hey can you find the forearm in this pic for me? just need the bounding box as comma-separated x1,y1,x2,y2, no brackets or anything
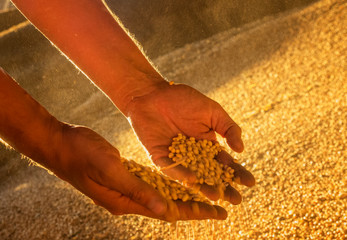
11,0,167,115
0,68,62,170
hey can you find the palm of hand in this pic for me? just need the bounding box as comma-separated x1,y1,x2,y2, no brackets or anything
55,125,228,221
128,84,218,165
55,125,166,217
127,83,255,203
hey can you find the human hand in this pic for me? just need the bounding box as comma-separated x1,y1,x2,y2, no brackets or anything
52,124,227,221
125,83,255,204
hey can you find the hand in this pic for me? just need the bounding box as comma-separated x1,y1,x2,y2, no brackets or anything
126,83,255,204
52,124,227,221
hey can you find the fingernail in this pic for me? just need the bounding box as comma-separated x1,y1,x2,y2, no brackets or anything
148,198,167,215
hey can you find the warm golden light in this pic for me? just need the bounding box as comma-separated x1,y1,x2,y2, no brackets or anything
0,0,345,239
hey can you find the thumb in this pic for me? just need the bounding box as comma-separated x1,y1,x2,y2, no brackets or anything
212,106,244,153
116,166,168,216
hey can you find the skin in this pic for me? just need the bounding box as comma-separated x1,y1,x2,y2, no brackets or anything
0,68,226,221
1,0,255,221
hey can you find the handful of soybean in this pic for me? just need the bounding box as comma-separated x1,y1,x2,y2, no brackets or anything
122,134,240,204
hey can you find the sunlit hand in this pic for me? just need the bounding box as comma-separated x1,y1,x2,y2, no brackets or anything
53,124,227,221
126,83,255,204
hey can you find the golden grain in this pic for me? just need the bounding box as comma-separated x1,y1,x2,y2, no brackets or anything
165,134,237,199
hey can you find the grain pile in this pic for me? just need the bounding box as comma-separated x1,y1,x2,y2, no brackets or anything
0,0,346,239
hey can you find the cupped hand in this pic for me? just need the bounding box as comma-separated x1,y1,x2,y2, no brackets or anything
126,82,255,204
51,124,226,221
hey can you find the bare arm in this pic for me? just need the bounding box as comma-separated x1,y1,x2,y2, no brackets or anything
0,67,166,216
0,68,61,169
11,0,166,115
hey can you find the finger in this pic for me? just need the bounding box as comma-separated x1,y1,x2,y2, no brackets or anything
89,178,228,221
223,185,242,205
101,162,168,216
154,156,197,184
85,178,162,219
212,106,244,152
191,183,219,201
216,150,255,187
214,205,228,220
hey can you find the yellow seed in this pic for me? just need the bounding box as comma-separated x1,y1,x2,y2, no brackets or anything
164,179,171,185
157,181,165,188
165,188,170,196
190,165,197,171
171,191,178,200
205,178,215,186
217,184,225,201
182,194,190,202
205,161,210,168
208,152,215,159
158,188,166,197
201,150,207,157
141,176,149,183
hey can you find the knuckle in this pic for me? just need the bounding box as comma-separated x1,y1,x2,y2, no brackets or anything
128,186,146,202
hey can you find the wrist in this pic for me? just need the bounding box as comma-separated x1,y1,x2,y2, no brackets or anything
32,116,66,173
106,72,169,117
